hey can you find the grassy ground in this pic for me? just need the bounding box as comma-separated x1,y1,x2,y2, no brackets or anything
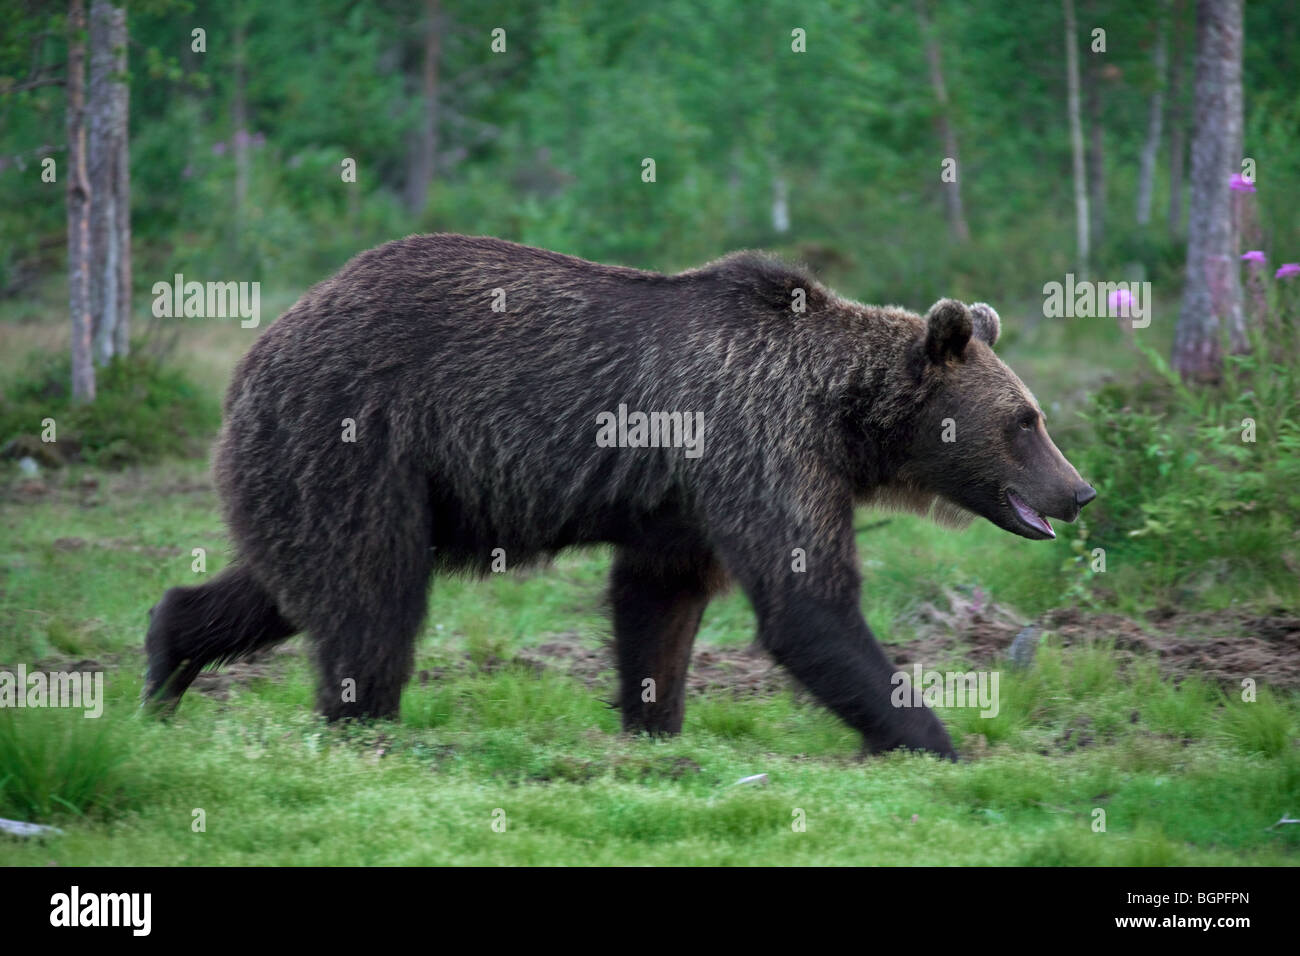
1,286,1297,865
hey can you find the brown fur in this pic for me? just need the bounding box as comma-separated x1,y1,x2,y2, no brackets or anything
144,234,1094,758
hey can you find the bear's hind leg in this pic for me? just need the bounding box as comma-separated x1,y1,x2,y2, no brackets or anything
279,461,436,722
610,547,722,735
144,563,297,713
310,577,431,722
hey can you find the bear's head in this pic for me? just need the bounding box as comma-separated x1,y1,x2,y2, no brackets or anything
891,298,1096,540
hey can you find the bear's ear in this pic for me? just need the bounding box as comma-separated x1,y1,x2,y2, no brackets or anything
924,298,972,362
968,302,1001,347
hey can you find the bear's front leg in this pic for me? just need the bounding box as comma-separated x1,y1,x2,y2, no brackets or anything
756,590,956,759
609,545,723,735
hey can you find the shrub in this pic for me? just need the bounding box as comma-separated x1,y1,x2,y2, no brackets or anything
0,350,220,468
1074,305,1300,601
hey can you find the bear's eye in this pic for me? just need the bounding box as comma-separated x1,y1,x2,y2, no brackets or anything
1018,413,1036,431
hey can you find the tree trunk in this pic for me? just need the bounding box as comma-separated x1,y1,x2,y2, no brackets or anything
1063,0,1090,274
1085,55,1106,250
916,0,969,242
114,3,130,359
1137,3,1169,225
88,0,128,366
1167,0,1188,236
1173,0,1244,382
1222,2,1246,354
404,0,441,217
232,10,249,224
67,0,94,403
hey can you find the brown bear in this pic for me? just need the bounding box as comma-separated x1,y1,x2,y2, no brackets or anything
144,234,1095,758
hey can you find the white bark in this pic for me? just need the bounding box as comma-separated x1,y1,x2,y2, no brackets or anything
917,0,970,242
67,0,94,402
1173,0,1244,381
88,0,127,365
1064,0,1090,273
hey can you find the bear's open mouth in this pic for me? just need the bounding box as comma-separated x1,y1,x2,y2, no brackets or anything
1007,490,1055,539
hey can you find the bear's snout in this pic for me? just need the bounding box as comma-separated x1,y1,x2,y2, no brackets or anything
1060,480,1097,522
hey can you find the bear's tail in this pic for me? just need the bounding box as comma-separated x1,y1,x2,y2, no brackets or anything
143,563,297,713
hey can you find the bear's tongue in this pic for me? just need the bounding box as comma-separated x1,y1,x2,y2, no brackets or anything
1008,491,1055,538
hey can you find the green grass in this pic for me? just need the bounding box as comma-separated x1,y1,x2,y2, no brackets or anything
0,664,1294,864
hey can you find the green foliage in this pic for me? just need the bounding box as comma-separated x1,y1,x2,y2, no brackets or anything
5,0,1297,301
1059,518,1101,608
1221,688,1294,758
0,707,139,821
0,350,220,467
1074,312,1300,602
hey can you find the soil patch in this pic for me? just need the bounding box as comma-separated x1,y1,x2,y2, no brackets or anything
891,588,1300,689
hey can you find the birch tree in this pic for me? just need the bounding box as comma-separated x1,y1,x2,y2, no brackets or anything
67,0,94,402
916,0,970,243
88,0,130,365
1063,0,1089,274
1173,0,1244,382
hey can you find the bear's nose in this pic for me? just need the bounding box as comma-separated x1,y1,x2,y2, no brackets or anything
1075,484,1097,507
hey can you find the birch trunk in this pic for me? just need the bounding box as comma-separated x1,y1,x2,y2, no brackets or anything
916,0,970,242
67,0,94,402
1064,0,1090,274
1173,0,1244,382
88,0,128,365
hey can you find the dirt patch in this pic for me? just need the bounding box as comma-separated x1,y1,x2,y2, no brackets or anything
891,589,1300,689
512,634,791,698
1,472,101,505
1,466,212,507
690,645,790,695
1054,714,1095,751
439,597,1300,699
51,536,188,559
1048,606,1300,689
5,643,300,704
0,656,108,675
15,596,1293,715
189,642,299,700
511,636,609,685
891,585,1029,670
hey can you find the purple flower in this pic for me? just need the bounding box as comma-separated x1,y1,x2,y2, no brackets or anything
1229,173,1256,193
1107,288,1134,313
1241,250,1266,264
1275,263,1300,280
251,131,266,148
211,141,227,156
